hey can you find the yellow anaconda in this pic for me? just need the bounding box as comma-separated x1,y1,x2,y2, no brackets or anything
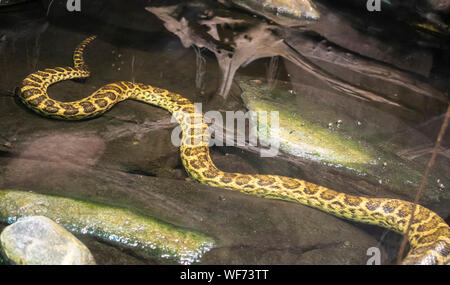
19,36,450,265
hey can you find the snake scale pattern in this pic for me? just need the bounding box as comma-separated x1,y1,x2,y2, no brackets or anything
19,36,449,264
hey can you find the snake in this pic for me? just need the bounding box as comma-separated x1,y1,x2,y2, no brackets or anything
19,36,449,265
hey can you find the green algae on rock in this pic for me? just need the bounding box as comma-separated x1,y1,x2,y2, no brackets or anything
239,77,373,167
0,190,214,265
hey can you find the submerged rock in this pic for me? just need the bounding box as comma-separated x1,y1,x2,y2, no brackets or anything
428,0,450,12
0,216,96,265
239,76,374,165
227,0,320,25
0,191,215,265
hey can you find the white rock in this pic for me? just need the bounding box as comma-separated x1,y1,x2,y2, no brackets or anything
0,216,96,265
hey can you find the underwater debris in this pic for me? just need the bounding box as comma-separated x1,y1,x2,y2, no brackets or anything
266,56,279,90
193,45,207,90
146,1,447,112
146,5,381,101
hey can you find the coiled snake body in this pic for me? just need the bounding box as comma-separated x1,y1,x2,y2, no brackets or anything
20,36,450,264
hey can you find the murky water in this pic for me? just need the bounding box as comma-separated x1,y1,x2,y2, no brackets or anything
0,0,449,264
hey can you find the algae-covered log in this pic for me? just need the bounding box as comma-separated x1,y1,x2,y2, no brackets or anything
0,190,214,264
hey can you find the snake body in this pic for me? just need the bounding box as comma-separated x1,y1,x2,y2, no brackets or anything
20,36,450,264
